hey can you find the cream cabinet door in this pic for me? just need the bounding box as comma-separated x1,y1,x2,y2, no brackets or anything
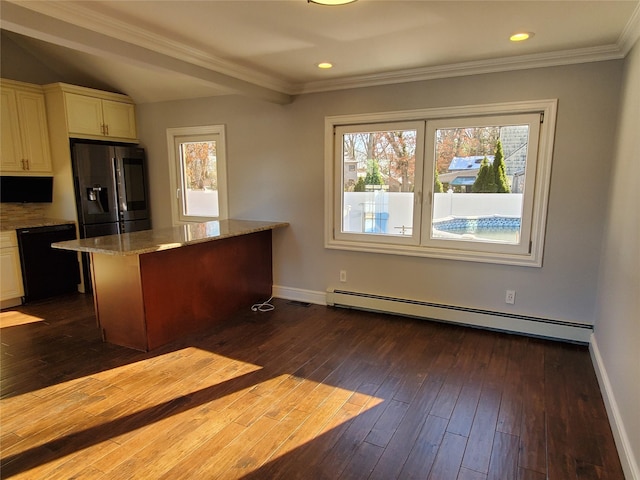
65,93,104,136
65,93,137,140
0,87,24,171
102,100,137,139
0,233,24,302
15,90,52,173
0,86,52,174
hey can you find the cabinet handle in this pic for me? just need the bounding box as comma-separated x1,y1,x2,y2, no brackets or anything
105,124,109,136
25,159,29,170
21,159,29,170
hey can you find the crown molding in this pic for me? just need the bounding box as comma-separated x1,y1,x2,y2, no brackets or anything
301,2,640,95
618,1,640,55
5,0,639,100
295,44,628,95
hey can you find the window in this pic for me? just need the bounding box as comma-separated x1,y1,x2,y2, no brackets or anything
334,121,424,246
167,125,228,224
325,100,557,266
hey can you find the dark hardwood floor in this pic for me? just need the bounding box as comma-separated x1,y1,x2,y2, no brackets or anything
0,293,624,479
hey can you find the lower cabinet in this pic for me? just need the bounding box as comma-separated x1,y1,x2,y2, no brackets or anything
0,231,24,307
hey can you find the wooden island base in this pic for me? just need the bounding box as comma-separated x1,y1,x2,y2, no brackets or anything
91,230,272,351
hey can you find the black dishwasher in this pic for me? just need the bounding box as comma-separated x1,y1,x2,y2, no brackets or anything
16,224,80,303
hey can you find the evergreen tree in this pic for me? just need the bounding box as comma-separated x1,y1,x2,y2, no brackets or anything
354,177,366,192
492,140,510,193
434,167,443,193
472,157,497,193
364,160,384,186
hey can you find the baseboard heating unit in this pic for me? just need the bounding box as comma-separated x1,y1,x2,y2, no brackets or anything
326,289,592,344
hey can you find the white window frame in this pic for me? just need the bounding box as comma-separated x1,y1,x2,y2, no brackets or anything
166,125,228,225
423,112,541,257
324,100,558,267
334,121,425,247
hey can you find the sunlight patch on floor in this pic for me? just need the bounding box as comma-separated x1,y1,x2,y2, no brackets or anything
1,347,262,455
2,346,385,479
0,311,45,328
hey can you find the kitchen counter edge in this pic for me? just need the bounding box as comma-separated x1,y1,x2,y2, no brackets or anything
1,218,75,231
51,219,289,256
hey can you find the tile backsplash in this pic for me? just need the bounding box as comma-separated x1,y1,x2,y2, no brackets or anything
0,203,50,224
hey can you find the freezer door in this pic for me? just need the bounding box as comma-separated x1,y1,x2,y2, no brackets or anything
120,219,151,234
82,222,120,238
72,143,119,226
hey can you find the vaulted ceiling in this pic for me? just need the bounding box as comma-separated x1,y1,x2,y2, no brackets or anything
2,0,639,104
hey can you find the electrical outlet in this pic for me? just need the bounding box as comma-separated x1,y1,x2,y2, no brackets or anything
339,270,347,283
505,290,516,304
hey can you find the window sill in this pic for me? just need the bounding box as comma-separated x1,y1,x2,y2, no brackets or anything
325,237,543,267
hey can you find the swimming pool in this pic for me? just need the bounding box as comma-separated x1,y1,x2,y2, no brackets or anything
432,215,521,243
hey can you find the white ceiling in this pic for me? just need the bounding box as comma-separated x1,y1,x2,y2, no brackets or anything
2,0,639,104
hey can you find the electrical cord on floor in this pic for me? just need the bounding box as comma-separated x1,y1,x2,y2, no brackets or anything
251,296,274,312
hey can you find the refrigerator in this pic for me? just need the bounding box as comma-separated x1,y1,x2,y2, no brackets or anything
72,142,152,290
72,142,151,238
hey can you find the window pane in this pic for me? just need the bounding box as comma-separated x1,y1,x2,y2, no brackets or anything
180,140,219,218
341,129,417,236
432,124,529,245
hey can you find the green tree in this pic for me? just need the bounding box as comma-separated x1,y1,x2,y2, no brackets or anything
364,160,384,186
354,177,366,192
434,167,443,193
492,140,510,193
472,157,497,193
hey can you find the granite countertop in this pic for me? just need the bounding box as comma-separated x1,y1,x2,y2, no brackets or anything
52,219,289,256
1,218,75,231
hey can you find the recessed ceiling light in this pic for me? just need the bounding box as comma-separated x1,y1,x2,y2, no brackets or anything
308,0,357,5
317,62,333,69
510,32,534,42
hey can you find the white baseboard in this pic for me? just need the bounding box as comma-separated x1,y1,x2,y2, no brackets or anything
272,285,592,343
326,289,592,343
272,285,327,306
590,334,639,480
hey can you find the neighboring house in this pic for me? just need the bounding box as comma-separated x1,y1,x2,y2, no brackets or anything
343,160,357,190
440,155,494,192
344,165,402,192
439,127,529,192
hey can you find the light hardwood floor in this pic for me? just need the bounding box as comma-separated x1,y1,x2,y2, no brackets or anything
0,293,624,479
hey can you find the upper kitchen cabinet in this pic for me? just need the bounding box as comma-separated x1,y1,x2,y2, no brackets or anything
0,79,53,175
44,83,138,142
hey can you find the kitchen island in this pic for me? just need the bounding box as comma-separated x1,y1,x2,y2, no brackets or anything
53,219,288,351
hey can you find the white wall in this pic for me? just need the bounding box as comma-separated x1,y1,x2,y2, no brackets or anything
137,60,623,326
592,39,640,479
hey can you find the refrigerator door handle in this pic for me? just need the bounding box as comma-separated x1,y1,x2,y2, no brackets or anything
113,157,125,213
